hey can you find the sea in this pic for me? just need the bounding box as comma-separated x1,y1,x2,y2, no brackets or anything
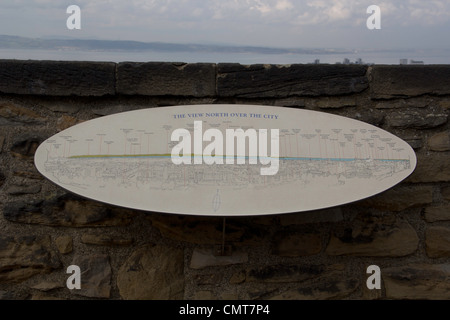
0,48,449,65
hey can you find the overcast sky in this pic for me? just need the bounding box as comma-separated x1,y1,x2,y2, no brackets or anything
1,0,449,49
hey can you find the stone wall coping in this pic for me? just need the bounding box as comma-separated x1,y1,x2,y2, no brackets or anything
1,59,449,97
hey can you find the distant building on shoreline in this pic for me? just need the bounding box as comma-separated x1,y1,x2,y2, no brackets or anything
310,57,373,65
399,58,425,65
334,57,371,65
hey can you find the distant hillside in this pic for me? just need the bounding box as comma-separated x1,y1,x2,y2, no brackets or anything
0,34,352,55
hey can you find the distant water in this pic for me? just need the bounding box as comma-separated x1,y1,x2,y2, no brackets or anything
0,48,449,64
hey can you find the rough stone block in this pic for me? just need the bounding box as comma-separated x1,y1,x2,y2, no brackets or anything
442,186,450,201
117,244,184,300
148,214,262,245
10,134,45,160
309,96,357,109
0,60,115,96
0,103,44,125
248,264,359,300
70,254,111,298
3,194,136,227
273,98,306,108
386,109,448,129
426,226,450,258
217,64,368,98
428,131,450,151
272,231,322,257
0,171,5,188
403,136,423,150
439,100,450,109
0,235,60,283
13,170,44,180
352,108,385,126
246,264,329,283
55,236,72,254
424,206,450,222
117,62,216,97
56,115,81,131
371,65,450,98
229,271,246,284
375,98,430,109
81,234,133,246
325,215,419,257
407,154,450,183
383,264,450,299
31,281,64,292
194,273,224,285
189,248,248,269
6,183,41,195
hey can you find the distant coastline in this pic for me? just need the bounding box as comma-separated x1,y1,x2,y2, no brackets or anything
0,34,352,55
0,35,448,65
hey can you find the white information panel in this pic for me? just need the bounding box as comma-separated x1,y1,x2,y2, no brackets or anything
34,105,416,216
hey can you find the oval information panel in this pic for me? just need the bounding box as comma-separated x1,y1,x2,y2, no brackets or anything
35,105,416,216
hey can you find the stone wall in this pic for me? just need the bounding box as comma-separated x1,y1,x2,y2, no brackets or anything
0,60,449,300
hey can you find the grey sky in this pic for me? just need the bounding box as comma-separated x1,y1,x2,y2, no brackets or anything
1,0,449,49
